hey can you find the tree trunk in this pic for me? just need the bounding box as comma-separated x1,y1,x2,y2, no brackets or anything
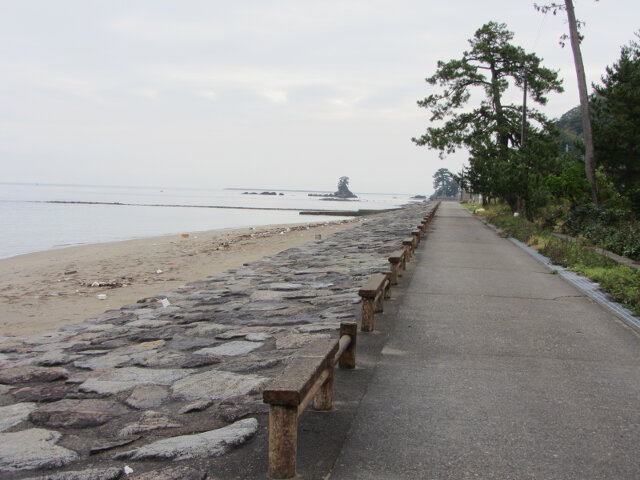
565,0,599,206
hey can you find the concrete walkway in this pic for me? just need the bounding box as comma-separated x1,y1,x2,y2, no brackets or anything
330,202,639,480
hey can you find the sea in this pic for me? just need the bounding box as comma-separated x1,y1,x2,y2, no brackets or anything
0,183,417,259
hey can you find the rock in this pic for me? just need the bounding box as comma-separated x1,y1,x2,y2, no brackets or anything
89,436,140,455
128,465,207,480
131,350,189,368
220,356,287,373
214,331,248,340
178,399,215,414
297,322,340,333
79,367,194,395
249,290,288,301
117,411,181,438
22,466,123,480
125,385,169,409
0,366,69,384
0,340,30,353
194,341,263,357
114,417,258,461
74,340,167,370
217,397,269,422
29,399,128,429
184,322,231,336
11,385,76,403
179,354,221,369
0,402,36,432
36,352,78,366
276,333,330,350
245,302,289,312
167,335,218,351
73,354,129,371
126,319,171,328
262,282,306,291
172,370,267,402
245,332,272,342
0,428,78,472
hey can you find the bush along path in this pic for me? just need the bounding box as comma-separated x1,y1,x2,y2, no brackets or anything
468,204,640,319
0,202,435,480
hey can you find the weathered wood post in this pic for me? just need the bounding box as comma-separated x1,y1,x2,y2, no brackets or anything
312,363,334,411
359,273,387,332
412,230,420,247
383,272,391,300
263,328,356,479
403,238,413,262
339,321,357,369
268,405,298,479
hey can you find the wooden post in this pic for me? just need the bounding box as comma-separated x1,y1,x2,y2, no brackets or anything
339,322,357,369
268,405,298,479
389,261,399,285
374,290,384,313
403,239,413,261
361,299,374,332
312,363,334,411
383,275,391,300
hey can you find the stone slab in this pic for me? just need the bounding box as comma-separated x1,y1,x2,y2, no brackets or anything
171,370,267,402
114,417,258,461
0,428,78,472
194,341,263,356
29,399,128,429
0,402,36,432
79,367,194,395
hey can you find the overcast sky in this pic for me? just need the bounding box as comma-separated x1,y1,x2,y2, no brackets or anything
1,1,637,195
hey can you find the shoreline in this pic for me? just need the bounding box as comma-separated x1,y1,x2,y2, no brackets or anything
0,219,359,338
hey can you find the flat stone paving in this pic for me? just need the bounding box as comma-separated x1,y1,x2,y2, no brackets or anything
0,203,434,479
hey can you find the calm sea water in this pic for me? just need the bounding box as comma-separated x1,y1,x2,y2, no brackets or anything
0,183,414,259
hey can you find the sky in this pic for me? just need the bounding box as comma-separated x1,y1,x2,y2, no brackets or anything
1,1,638,195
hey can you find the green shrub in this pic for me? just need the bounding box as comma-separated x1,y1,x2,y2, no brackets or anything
564,204,640,261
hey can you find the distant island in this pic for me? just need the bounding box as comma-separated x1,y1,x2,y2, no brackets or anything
308,176,357,200
243,191,284,196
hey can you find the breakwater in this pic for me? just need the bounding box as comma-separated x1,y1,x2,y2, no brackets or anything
0,202,434,479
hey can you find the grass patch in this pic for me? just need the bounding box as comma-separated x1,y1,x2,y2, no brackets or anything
467,203,640,315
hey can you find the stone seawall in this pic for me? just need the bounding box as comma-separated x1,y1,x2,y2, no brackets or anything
0,202,434,479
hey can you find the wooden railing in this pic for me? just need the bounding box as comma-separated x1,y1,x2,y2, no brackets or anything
263,202,440,478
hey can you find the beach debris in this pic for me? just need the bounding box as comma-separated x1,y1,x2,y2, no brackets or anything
156,269,163,274
181,233,189,238
97,294,107,300
89,281,123,288
124,465,134,475
159,298,171,308
64,270,77,275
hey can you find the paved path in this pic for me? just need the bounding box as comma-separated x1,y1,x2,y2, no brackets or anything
330,202,639,480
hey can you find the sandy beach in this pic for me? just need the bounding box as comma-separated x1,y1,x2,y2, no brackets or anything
0,219,358,338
